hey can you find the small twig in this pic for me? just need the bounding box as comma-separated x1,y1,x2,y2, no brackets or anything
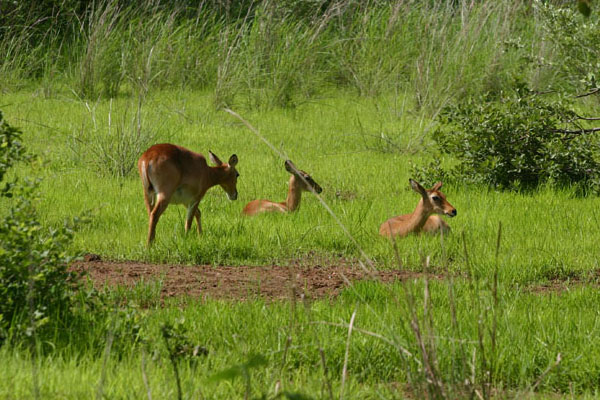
489,222,502,393
530,353,562,392
27,263,40,400
575,114,600,121
552,127,600,135
340,309,357,400
162,327,183,400
11,117,67,134
575,87,600,98
224,108,377,275
97,313,116,400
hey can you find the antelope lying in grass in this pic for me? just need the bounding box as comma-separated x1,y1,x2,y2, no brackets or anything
138,143,239,245
242,160,322,216
379,179,456,238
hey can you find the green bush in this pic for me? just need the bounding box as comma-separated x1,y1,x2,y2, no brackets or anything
414,88,600,194
0,111,28,193
0,112,81,344
536,1,600,93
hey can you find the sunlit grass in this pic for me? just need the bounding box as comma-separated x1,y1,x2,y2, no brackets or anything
3,282,600,397
3,89,600,285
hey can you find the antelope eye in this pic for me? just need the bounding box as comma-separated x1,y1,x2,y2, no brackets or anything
431,195,440,201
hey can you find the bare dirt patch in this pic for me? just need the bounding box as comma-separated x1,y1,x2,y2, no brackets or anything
74,255,436,301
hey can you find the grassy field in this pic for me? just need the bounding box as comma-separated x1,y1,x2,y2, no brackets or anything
2,0,600,398
4,88,600,284
2,280,600,398
2,87,600,398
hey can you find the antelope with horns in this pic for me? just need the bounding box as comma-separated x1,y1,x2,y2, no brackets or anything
379,179,456,238
242,160,322,216
138,143,239,245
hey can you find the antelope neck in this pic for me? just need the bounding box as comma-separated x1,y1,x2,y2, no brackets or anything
285,175,303,211
207,165,228,187
407,198,433,232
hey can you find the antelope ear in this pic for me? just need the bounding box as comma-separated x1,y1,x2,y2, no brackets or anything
410,179,428,197
284,160,297,175
431,181,443,191
228,154,238,167
209,151,223,166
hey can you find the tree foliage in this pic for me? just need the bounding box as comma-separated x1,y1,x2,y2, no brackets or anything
536,1,600,94
413,87,600,194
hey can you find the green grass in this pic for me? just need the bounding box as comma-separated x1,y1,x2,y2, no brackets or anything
3,88,600,285
2,282,600,398
3,87,600,397
2,2,600,396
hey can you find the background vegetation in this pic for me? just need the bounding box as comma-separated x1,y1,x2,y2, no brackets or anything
1,0,600,398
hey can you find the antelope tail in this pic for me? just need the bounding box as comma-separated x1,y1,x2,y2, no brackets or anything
139,160,154,193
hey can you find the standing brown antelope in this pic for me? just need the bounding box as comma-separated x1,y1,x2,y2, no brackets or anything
379,179,456,238
242,160,322,216
138,143,239,245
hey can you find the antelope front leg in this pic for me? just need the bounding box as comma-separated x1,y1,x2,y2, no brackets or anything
194,208,202,235
185,202,200,234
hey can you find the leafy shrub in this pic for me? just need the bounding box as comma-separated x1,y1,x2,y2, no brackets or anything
0,112,81,344
535,1,600,93
414,88,600,194
0,111,29,193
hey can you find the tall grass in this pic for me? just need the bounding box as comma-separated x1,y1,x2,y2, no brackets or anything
1,0,543,111
3,280,600,397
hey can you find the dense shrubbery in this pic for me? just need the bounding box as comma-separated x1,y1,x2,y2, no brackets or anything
0,112,81,344
412,87,600,193
0,112,146,354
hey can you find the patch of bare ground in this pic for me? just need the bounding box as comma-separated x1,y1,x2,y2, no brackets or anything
526,268,600,295
73,254,440,301
527,279,600,295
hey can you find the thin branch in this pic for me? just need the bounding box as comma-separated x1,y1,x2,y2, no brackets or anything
575,88,600,98
224,108,377,275
97,314,116,400
319,349,334,400
575,114,600,121
553,127,600,135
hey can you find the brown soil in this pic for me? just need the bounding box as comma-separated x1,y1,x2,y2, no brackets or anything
73,254,437,301
74,254,599,301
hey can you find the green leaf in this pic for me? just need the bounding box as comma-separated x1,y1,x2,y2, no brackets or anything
578,0,592,17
